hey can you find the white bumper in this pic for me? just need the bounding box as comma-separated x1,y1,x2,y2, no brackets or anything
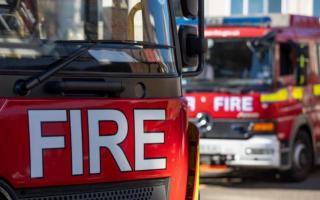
200,135,281,169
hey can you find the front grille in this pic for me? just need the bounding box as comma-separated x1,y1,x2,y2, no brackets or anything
202,120,252,139
21,187,154,200
16,179,169,200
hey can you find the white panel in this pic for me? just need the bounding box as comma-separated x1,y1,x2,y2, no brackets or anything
287,0,313,16
282,0,288,14
205,0,231,17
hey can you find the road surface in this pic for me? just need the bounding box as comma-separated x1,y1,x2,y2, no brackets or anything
200,169,320,200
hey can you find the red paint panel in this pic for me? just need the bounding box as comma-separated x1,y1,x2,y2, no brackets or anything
185,92,303,141
186,92,267,119
0,98,189,200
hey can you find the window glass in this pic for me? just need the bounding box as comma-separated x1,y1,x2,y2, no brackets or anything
279,43,309,77
314,0,320,16
184,39,273,87
231,0,243,15
0,0,177,75
183,39,274,91
248,0,264,14
269,0,281,13
280,43,295,76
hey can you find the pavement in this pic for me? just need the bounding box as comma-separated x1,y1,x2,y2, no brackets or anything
199,168,320,200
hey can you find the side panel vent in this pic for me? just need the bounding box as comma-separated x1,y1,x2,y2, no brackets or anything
17,179,169,200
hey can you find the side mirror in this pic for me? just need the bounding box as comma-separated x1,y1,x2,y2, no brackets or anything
181,0,198,18
180,0,206,77
179,25,199,68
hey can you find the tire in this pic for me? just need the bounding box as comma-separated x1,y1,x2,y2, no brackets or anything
282,129,313,182
0,180,16,200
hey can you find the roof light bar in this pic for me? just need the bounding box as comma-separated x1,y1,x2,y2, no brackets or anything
207,14,293,27
176,17,198,26
223,16,271,26
207,16,271,27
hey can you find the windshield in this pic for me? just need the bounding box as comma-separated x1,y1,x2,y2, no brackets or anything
185,39,273,88
0,0,176,75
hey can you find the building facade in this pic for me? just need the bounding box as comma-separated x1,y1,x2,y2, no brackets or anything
205,0,320,17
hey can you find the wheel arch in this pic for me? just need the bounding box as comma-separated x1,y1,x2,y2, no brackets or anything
290,115,316,167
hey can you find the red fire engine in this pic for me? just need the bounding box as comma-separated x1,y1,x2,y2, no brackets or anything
184,14,320,181
0,0,205,199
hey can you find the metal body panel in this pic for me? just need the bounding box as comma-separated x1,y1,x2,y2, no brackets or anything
185,15,320,172
0,98,189,200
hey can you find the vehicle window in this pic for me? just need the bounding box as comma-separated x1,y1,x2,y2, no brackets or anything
186,38,273,87
211,39,272,80
280,43,309,77
0,0,177,75
279,43,295,76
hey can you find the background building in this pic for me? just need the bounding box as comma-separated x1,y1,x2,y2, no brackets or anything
205,0,320,17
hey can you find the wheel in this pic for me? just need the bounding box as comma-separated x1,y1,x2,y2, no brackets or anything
282,130,313,182
0,180,16,200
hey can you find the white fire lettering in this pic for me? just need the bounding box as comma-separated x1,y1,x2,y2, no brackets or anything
28,109,166,178
213,96,253,112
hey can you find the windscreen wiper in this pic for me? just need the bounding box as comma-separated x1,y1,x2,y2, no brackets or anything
54,40,173,49
14,40,171,96
14,43,96,96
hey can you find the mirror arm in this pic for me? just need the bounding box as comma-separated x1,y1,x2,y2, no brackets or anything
182,0,205,77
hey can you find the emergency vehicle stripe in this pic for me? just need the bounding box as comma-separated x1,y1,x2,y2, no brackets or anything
194,151,200,200
298,49,306,85
261,87,306,103
261,88,289,103
292,87,304,100
313,84,320,96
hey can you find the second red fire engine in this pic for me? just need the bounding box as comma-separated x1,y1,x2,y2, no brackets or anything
185,14,320,181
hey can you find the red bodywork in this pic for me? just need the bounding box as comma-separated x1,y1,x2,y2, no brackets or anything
0,98,191,200
187,93,265,119
186,92,304,141
187,15,320,158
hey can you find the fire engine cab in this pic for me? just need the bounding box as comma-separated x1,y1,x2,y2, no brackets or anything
0,0,205,199
184,14,320,181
